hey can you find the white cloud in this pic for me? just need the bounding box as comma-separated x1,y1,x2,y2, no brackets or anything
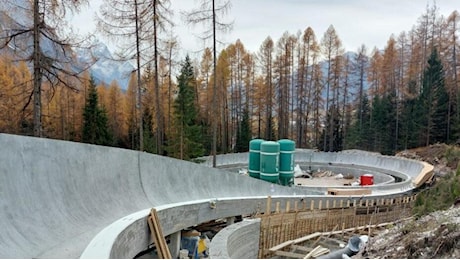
71,0,459,58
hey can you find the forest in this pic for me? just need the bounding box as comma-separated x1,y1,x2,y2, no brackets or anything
0,1,459,161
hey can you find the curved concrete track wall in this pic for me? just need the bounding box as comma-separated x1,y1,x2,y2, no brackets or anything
209,218,261,259
0,134,306,258
0,134,433,258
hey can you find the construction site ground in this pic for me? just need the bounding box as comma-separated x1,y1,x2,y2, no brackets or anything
357,143,460,259
271,144,460,259
294,173,358,187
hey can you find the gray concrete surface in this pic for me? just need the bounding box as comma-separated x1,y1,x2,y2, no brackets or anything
209,218,261,259
0,134,432,259
0,134,304,258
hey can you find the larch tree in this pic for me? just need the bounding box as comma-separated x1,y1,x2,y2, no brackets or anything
185,0,232,167
0,57,34,134
257,36,276,141
444,11,460,141
380,36,399,152
225,39,250,150
106,81,126,147
125,73,139,149
0,0,91,137
242,51,255,125
321,25,343,151
215,49,231,153
275,31,296,139
297,27,319,148
252,75,266,138
98,0,173,152
163,36,179,140
353,44,369,138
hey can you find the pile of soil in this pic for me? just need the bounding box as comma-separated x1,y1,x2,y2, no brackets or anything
396,143,460,175
355,144,460,259
362,206,460,259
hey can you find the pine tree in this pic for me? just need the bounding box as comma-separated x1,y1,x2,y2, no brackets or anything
345,93,371,150
142,108,156,153
400,80,419,149
82,77,112,145
235,108,251,152
319,104,342,152
418,48,449,145
167,56,204,160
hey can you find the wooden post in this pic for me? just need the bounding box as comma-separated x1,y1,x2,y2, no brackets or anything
266,196,272,216
148,208,172,259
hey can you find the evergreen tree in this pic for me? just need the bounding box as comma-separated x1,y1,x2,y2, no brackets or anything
82,77,112,145
432,79,450,143
370,93,397,155
400,80,420,149
345,93,371,150
418,48,449,145
143,108,156,153
167,56,204,160
235,108,251,152
319,105,342,152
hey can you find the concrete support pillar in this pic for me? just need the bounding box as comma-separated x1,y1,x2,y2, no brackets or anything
168,231,181,258
226,217,235,226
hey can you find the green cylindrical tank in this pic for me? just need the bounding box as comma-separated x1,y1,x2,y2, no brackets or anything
278,139,295,186
260,141,280,183
248,139,264,179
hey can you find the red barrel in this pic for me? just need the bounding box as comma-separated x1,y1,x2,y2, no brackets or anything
360,174,374,186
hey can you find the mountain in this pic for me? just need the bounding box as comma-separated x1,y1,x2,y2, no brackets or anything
0,5,133,90
75,41,134,90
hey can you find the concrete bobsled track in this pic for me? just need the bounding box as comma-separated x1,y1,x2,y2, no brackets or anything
0,134,310,258
0,134,433,258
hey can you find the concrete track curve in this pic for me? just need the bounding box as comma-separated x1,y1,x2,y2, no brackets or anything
0,134,308,258
0,134,432,258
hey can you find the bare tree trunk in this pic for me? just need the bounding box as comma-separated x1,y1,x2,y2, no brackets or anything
134,0,143,151
33,0,42,137
212,0,217,167
153,0,163,155
167,41,173,137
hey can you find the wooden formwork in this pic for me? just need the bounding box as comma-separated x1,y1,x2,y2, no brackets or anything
256,195,416,258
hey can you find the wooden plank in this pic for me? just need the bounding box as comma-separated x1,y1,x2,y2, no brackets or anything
292,232,322,244
303,246,321,259
313,224,338,246
149,208,172,259
269,240,294,252
147,217,163,259
327,188,371,196
310,247,330,258
149,216,167,258
274,250,306,259
153,209,171,259
303,246,330,259
291,245,314,253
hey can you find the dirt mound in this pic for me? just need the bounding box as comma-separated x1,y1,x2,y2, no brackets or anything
363,207,460,259
396,143,460,176
356,144,460,259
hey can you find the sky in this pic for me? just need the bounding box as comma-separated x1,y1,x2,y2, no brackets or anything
70,0,459,58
